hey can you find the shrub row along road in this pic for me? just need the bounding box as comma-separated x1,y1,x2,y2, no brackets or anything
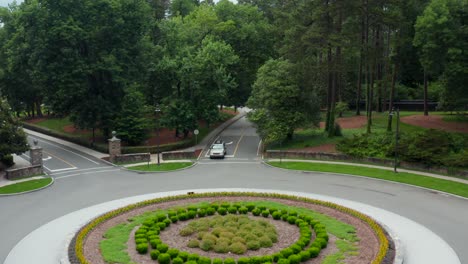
1,117,468,263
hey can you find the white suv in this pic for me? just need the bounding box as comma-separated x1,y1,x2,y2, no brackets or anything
209,140,227,159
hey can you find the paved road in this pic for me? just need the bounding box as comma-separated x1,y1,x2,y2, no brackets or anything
1,117,468,263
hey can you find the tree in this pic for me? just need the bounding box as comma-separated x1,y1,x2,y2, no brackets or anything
414,0,468,113
247,59,320,144
114,87,151,146
0,99,29,167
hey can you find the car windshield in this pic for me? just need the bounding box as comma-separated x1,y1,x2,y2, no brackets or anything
212,144,224,149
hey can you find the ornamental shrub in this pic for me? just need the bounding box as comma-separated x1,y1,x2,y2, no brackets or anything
188,253,200,261
135,238,147,244
188,210,197,219
261,255,273,263
178,251,189,261
281,213,289,221
157,222,166,230
315,238,327,249
206,207,216,215
247,240,261,250
158,253,171,264
224,258,236,264
290,244,302,254
198,209,207,217
287,216,297,225
217,207,227,215
168,210,177,217
231,236,246,244
308,247,320,258
212,258,223,264
136,243,148,254
280,248,293,258
150,250,160,260
259,236,273,247
150,239,161,248
272,253,283,262
186,261,198,264
199,256,212,264
167,248,179,258
180,226,195,236
170,216,179,223
299,251,310,262
173,257,184,264
237,257,250,264
200,238,215,251
250,256,263,264
188,239,200,248
252,208,261,216
261,210,270,217
258,205,267,211
220,202,231,208
163,218,171,226
272,211,281,220
214,242,230,253
316,232,329,242
246,204,256,211
277,258,290,264
238,207,249,214
157,243,169,253
228,206,238,214
229,242,247,254
288,254,301,264
178,213,188,221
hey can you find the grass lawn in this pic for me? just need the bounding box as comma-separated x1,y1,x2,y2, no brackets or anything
268,161,468,198
0,178,53,194
127,162,193,172
34,117,75,134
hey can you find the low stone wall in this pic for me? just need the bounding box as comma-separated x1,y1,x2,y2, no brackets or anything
113,153,150,164
265,150,468,178
6,165,43,180
162,150,197,160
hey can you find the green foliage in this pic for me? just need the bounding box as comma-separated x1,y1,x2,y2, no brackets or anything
247,59,320,145
136,243,148,254
150,250,160,260
229,242,247,254
0,99,28,164
337,132,394,158
158,253,171,264
157,243,169,253
173,257,184,264
224,258,236,264
187,239,199,248
114,87,150,145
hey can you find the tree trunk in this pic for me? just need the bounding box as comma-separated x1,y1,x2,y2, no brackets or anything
356,15,365,116
376,25,382,113
423,70,429,116
387,63,398,131
325,46,333,132
35,99,43,117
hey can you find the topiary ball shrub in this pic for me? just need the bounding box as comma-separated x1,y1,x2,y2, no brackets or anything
228,206,238,214
287,216,297,225
150,249,160,260
157,243,169,253
238,207,249,214
299,251,311,262
246,204,256,211
261,210,270,218
199,256,212,264
188,210,197,219
178,251,189,261
170,216,179,223
217,207,227,215
188,253,200,261
214,242,229,253
158,253,171,264
308,247,321,258
136,243,148,254
198,209,207,217
315,238,327,249
200,238,215,251
213,258,223,264
277,258,290,264
188,239,200,248
167,248,179,258
272,211,281,220
224,258,236,264
259,236,273,247
237,257,250,264
229,242,247,254
288,254,301,264
252,208,261,216
246,240,261,250
178,213,188,221
173,257,184,264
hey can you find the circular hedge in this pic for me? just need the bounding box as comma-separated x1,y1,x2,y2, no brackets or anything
134,202,328,263
71,192,389,264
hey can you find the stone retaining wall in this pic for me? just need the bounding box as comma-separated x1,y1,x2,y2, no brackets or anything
265,150,468,178
114,153,150,164
6,165,43,180
162,150,197,160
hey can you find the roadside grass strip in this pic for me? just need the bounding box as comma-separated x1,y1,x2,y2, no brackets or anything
127,162,193,172
268,161,468,198
0,178,53,194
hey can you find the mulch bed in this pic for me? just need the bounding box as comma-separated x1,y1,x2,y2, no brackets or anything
82,196,393,264
401,115,468,133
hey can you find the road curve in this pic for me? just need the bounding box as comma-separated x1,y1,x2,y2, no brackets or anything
1,118,467,263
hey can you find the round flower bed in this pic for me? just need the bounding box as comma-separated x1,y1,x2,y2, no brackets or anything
69,192,392,264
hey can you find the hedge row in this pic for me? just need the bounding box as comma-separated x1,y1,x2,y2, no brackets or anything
72,192,389,264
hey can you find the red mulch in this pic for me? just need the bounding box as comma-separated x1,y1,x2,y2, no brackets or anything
24,118,47,124
319,115,367,129
401,115,468,133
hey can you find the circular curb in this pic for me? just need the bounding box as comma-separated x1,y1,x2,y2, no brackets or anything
121,162,198,174
261,160,468,201
0,177,55,197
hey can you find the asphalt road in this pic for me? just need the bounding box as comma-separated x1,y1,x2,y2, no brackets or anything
1,117,468,263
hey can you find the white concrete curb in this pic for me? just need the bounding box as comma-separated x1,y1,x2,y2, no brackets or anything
4,189,460,264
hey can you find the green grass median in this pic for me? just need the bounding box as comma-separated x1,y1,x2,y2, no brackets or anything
0,177,53,195
268,161,468,198
127,162,193,172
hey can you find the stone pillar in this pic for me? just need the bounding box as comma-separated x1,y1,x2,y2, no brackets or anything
30,139,43,167
108,131,121,163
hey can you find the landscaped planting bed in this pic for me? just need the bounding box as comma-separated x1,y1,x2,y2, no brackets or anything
70,193,394,264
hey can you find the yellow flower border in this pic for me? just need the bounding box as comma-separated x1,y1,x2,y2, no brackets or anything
73,192,389,264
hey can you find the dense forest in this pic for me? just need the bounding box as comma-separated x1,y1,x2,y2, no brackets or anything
0,0,466,146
